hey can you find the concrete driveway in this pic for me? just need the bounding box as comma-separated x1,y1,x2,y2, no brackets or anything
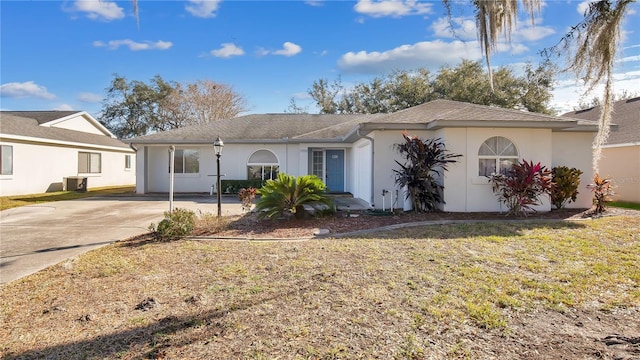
0,195,244,285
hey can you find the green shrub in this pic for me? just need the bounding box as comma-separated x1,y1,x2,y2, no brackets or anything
489,160,554,217
148,208,195,241
255,173,333,220
550,166,583,209
221,180,265,194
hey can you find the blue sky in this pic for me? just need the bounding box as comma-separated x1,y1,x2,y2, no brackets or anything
1,0,639,117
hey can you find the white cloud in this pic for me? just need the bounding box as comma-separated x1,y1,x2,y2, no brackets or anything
255,48,270,57
210,43,245,58
431,16,476,40
257,42,303,57
430,15,552,44
77,92,103,103
515,24,555,42
0,81,55,99
337,40,482,74
93,39,173,51
551,70,640,113
292,92,312,100
576,0,596,15
619,55,640,63
71,0,124,21
496,42,529,55
54,104,75,111
185,0,222,18
273,42,302,57
354,0,433,18
305,0,324,7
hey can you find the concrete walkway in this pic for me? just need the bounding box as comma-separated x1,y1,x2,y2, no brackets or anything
0,195,244,285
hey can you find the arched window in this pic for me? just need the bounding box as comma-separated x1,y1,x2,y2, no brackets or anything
247,150,279,180
478,136,518,176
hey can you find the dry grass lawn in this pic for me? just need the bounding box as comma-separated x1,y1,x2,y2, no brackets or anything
1,216,639,359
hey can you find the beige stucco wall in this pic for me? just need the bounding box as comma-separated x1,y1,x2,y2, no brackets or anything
551,132,595,208
143,144,291,193
372,128,559,212
600,145,640,203
371,130,435,210
137,127,597,212
462,128,553,212
139,142,352,194
351,138,373,205
0,140,135,196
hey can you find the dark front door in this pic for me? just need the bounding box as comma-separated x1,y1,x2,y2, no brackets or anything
325,149,345,192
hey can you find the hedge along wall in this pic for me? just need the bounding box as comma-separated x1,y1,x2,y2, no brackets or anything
220,179,265,194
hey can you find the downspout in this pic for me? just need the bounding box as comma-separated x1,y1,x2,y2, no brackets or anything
356,127,375,205
284,137,289,174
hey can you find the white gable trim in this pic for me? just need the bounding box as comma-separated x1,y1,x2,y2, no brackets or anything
39,111,116,138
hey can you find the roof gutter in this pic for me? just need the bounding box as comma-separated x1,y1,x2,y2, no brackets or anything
0,133,134,152
125,138,345,145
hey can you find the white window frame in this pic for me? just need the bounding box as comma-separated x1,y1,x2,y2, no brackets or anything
125,154,132,170
169,149,200,174
311,149,324,180
247,149,279,181
478,136,519,177
1,145,13,176
78,151,101,174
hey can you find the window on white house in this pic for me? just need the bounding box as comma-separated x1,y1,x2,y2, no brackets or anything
247,150,279,180
170,149,199,174
125,155,132,170
78,152,101,174
478,136,518,176
311,150,324,179
1,145,13,175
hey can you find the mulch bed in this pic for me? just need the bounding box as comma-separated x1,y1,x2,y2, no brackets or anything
193,207,640,239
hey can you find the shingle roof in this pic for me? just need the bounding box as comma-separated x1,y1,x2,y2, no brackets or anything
0,112,131,150
371,99,593,124
562,97,640,145
1,111,81,125
130,113,372,143
129,99,599,144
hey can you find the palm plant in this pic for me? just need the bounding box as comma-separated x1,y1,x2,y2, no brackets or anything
255,173,333,220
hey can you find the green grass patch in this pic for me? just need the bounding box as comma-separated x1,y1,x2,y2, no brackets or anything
0,185,135,211
610,201,640,210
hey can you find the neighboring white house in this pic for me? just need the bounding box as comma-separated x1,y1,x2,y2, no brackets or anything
128,99,599,212
0,111,135,196
563,97,640,203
